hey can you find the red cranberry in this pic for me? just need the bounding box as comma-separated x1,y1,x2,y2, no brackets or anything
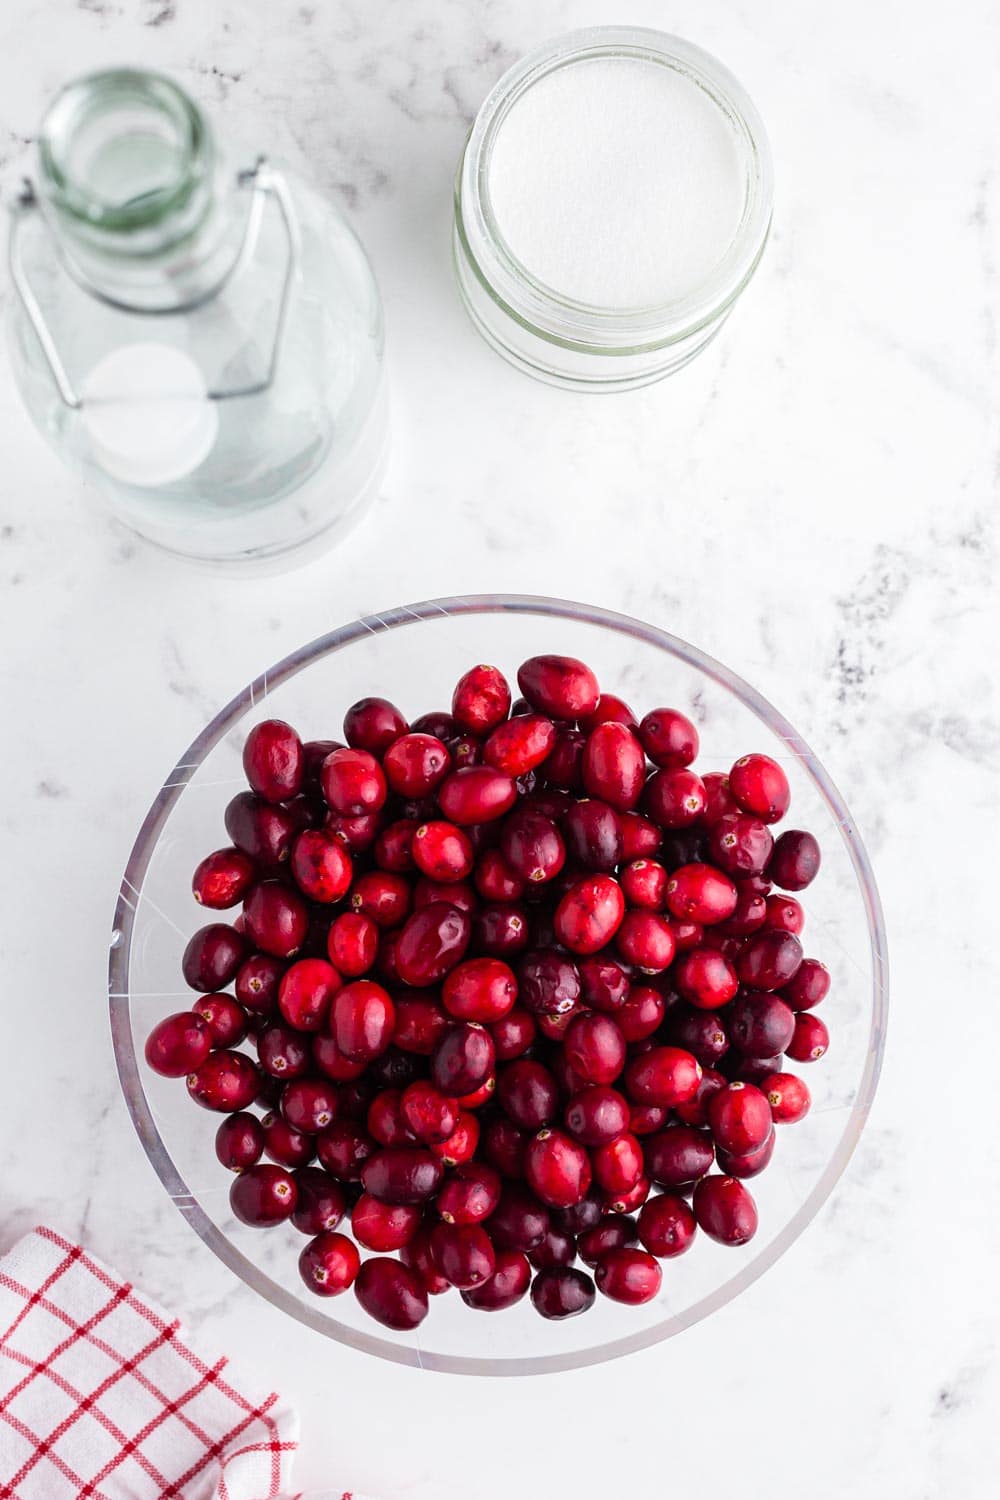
276,959,339,1034
717,882,768,938
145,1011,212,1077
560,800,622,872
430,1221,496,1289
614,911,676,973
577,956,629,1014
675,1069,727,1127
261,1111,314,1168
577,1214,637,1267
500,810,566,886
490,1006,537,1060
591,1132,644,1194
343,696,408,754
474,902,530,958
182,923,247,992
620,811,662,860
619,858,667,911
351,1193,421,1251
674,948,739,1009
437,765,517,826
536,1010,579,1042
517,654,600,721
637,1194,696,1257
728,753,790,823
497,1059,559,1131
393,997,450,1055
215,1111,264,1171
380,735,447,801
451,664,511,734
517,948,581,1015
437,1160,501,1224
298,1230,359,1297
187,1050,259,1112
257,1021,311,1079
530,1266,595,1319
580,694,637,731
564,1085,630,1146
235,953,285,1015
409,820,473,883
474,848,526,902
362,1146,443,1204
312,1032,365,1082
617,985,666,1042
281,1078,340,1134
718,1128,775,1178
412,877,478,915
663,1003,730,1067
595,1247,661,1304
324,808,384,852
348,870,410,929
786,1011,829,1062
582,722,646,811
399,1225,452,1295
708,1082,773,1156
327,912,378,977
525,1129,592,1208
762,1071,811,1123
395,902,472,986
702,772,739,826
644,768,706,829
290,1166,347,1234
708,812,774,877
629,1102,669,1136
430,1108,479,1166
450,735,483,770
431,1022,495,1096
483,714,557,776
738,930,803,992
366,1088,412,1147
355,1257,429,1329
488,1185,550,1251
665,863,737,925
398,1081,457,1144
781,958,830,1010
242,882,308,960
230,1163,297,1227
190,993,247,1049
225,792,296,869
374,819,417,873
763,893,805,934
670,917,705,952
564,1013,626,1086
242,719,303,803
692,1174,758,1245
288,829,351,904
636,708,698,769
329,980,395,1062
728,991,796,1056
603,1174,651,1214
192,848,257,910
317,1120,376,1180
321,747,387,817
643,1125,715,1188
554,875,625,955
462,1249,532,1310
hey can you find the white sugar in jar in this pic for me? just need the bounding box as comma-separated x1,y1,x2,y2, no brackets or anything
454,29,773,390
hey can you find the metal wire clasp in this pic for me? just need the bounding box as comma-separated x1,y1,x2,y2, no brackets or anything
6,156,300,410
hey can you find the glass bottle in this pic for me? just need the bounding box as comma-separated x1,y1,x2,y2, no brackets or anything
6,69,388,564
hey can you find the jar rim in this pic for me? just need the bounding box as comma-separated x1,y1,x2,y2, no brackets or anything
455,27,774,353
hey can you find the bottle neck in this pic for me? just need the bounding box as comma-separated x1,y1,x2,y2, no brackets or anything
37,68,241,312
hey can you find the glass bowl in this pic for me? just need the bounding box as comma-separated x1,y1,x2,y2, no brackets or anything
110,594,888,1375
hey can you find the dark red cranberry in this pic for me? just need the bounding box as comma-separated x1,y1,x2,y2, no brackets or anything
615,911,676,972
564,1085,630,1146
462,1249,532,1310
702,772,740,826
488,1185,550,1251
257,1021,310,1079
483,713,557,776
554,875,625,955
643,1126,715,1188
524,1129,592,1208
629,1102,669,1136
317,1120,376,1180
728,1052,786,1085
290,1166,347,1234
576,956,629,1014
437,1160,501,1224
431,1022,495,1096
595,1247,661,1304
490,1006,537,1061
528,1227,576,1271
499,810,565,887
190,994,247,1049
242,719,303,803
517,948,581,1015
482,1116,528,1179
581,722,646,811
398,1081,457,1145
781,958,830,1010
145,1011,212,1076
235,953,285,1015
692,1175,758,1244
281,1078,340,1134
412,877,478,914
227,1164,296,1231
261,1111,314,1168
616,986,666,1042
786,1011,829,1062
393,996,450,1055
551,1192,603,1235
644,768,706,829
578,1218,637,1272
368,1046,420,1090
311,1032,365,1082
718,1128,775,1178
409,710,456,739
674,948,739,1009
637,707,698,768
669,917,705,952
395,902,471,986
728,991,796,1056
708,812,774,877
543,725,586,789
301,739,343,794
225,792,296,869
182,923,247,992
367,1088,411,1148
517,655,600,721
361,1146,443,1204
215,1111,264,1171
663,1003,730,1067
474,902,530,959
474,848,526,902
562,799,624,872
708,1082,773,1155
242,882,308,960
343,696,408,754
763,893,805,933
728,753,790,823
429,1221,496,1289
326,912,378,977
374,819,417,873
497,1059,559,1131
354,1257,428,1329
321,747,387,817
186,1050,259,1112
637,1193,697,1257
564,1013,626,1086
449,735,483,770
329,980,395,1061
762,1071,811,1123
530,1266,595,1319
276,959,339,1034
620,811,662,860
298,1230,359,1297
192,847,257,911
591,1132,644,1195
399,1225,452,1294
716,881,768,937
324,808,384,852
738,930,803,992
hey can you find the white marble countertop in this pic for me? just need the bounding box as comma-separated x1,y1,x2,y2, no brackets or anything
1,1,997,1495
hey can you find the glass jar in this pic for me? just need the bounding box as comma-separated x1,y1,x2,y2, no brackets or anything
6,69,388,563
453,28,773,391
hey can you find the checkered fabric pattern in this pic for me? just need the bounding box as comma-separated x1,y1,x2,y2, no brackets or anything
0,1227,367,1500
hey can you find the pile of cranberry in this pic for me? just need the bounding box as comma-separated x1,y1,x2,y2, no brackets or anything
146,655,829,1333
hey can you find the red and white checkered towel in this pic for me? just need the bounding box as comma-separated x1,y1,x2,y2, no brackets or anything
0,1227,367,1500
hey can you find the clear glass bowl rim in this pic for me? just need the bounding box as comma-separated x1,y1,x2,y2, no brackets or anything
109,593,889,1376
